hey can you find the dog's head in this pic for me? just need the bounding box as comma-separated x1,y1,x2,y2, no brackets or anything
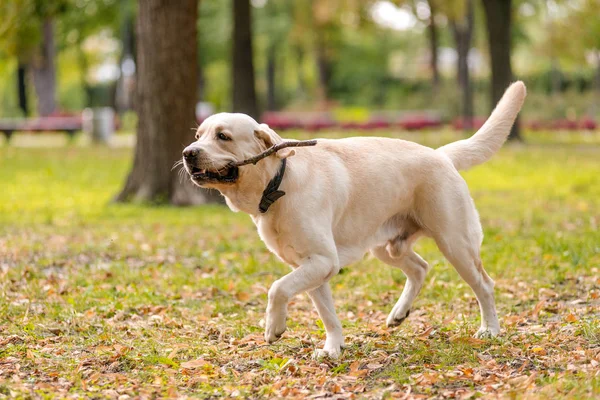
182,113,294,189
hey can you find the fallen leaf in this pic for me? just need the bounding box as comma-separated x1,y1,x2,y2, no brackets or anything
565,314,577,323
181,359,208,369
236,292,250,301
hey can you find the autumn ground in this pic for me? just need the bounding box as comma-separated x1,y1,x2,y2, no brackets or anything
1,130,599,399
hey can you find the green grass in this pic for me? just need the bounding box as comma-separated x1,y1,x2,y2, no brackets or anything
1,131,599,398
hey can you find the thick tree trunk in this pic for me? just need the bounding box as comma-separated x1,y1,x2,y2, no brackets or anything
232,0,258,119
266,44,277,111
482,0,521,140
17,63,28,116
31,18,57,116
451,0,474,130
116,0,221,205
427,1,440,91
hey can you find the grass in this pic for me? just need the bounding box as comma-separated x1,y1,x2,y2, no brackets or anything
1,130,599,399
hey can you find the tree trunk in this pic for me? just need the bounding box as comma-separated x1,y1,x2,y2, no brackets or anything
76,44,93,107
316,36,332,104
482,0,521,140
266,44,277,111
17,63,28,116
550,58,561,95
295,46,307,98
116,0,221,205
596,52,600,92
451,0,474,130
31,18,57,116
427,0,440,91
595,52,600,112
115,5,136,114
232,0,258,119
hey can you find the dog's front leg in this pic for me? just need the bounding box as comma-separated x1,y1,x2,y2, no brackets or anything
264,253,339,347
307,283,344,358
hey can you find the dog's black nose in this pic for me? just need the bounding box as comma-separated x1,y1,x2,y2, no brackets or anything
183,147,200,160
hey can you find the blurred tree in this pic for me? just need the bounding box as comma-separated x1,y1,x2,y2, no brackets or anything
56,0,121,108
288,1,313,100
449,0,474,129
482,0,520,140
112,0,136,113
116,0,219,205
313,0,336,103
31,17,57,115
197,0,230,108
256,0,293,111
546,0,600,112
232,0,258,118
0,0,121,114
395,0,440,92
426,0,440,91
17,63,28,115
311,0,372,104
0,0,67,116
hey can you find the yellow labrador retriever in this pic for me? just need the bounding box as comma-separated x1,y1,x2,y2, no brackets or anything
182,82,526,358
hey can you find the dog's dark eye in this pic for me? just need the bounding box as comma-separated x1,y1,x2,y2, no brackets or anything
217,132,230,141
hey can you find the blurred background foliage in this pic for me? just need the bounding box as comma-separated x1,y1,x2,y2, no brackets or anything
0,0,599,122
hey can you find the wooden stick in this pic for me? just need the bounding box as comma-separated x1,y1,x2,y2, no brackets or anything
229,139,318,167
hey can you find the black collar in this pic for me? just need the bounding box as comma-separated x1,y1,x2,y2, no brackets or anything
259,158,287,213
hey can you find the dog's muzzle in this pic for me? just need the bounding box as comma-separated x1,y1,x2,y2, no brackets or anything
182,146,239,185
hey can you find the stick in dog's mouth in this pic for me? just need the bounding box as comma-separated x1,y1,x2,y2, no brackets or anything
187,140,317,185
228,139,318,167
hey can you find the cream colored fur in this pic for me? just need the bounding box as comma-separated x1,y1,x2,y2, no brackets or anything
182,81,527,358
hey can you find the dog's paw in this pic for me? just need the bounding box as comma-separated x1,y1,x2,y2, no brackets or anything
474,326,500,339
264,316,287,344
386,309,410,328
313,346,342,360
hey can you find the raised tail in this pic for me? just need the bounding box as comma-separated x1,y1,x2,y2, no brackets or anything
437,81,527,171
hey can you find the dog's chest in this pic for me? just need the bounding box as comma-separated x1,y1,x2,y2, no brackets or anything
253,218,300,267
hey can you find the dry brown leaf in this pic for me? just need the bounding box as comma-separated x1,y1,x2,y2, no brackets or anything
349,360,361,372
532,300,545,318
113,344,128,355
417,326,434,339
167,344,189,359
181,359,209,369
331,383,342,394
236,292,250,302
565,314,578,323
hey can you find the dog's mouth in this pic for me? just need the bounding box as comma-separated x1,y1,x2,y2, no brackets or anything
188,164,239,184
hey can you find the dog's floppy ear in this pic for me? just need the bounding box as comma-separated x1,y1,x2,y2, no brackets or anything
254,123,295,159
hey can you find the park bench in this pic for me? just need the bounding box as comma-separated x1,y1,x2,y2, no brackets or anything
0,115,82,142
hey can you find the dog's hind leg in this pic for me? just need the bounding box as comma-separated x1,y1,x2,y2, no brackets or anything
433,234,500,337
371,245,429,327
420,176,500,338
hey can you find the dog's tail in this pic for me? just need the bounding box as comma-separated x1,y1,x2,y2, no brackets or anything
437,81,526,171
